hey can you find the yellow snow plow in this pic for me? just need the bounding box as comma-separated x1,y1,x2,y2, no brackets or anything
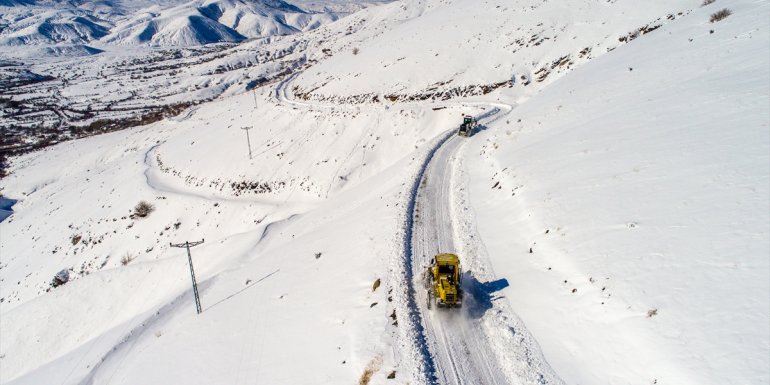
424,253,463,309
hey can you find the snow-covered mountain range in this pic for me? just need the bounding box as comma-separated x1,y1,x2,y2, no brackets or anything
0,0,768,385
0,0,386,47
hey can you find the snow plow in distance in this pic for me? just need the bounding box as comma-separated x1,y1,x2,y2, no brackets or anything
458,116,476,137
424,253,463,309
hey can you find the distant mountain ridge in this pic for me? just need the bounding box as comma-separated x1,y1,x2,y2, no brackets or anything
0,0,386,49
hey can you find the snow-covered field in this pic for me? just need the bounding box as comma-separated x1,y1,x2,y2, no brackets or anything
1,0,768,384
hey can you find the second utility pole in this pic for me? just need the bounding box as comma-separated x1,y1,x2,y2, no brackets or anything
241,126,253,159
170,239,205,314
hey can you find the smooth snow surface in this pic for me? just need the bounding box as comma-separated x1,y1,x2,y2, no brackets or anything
1,0,768,384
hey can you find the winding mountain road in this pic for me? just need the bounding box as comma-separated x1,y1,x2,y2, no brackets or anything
275,73,560,385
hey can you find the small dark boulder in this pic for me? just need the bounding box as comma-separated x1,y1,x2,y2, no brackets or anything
51,269,70,288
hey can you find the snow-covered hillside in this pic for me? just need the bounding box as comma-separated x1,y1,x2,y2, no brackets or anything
1,0,768,384
291,0,698,100
463,1,770,383
0,95,453,383
0,1,391,174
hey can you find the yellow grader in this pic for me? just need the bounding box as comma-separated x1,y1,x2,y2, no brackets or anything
424,253,463,309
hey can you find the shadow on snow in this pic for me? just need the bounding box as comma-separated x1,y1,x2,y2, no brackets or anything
463,272,509,319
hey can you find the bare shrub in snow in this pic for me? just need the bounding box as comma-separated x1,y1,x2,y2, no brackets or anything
359,368,374,385
121,252,136,266
710,8,732,22
702,0,715,5
358,356,383,385
71,234,81,245
132,201,155,218
647,308,659,318
352,47,360,55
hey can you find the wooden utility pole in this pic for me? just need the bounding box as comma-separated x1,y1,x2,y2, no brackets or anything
241,126,253,159
170,239,205,314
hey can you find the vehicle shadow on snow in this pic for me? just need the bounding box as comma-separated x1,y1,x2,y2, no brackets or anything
459,123,489,138
463,272,509,319
473,123,490,135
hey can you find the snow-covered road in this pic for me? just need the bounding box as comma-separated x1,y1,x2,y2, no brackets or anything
409,127,510,385
406,105,562,385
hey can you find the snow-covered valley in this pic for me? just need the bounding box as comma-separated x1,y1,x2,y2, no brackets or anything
1,0,768,384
